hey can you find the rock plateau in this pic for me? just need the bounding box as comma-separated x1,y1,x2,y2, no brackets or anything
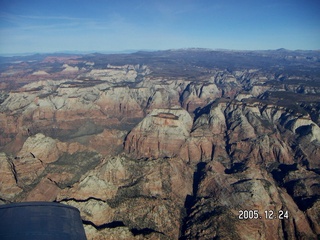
0,49,319,239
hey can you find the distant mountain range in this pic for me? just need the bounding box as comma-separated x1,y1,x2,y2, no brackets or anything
1,47,319,57
0,48,319,239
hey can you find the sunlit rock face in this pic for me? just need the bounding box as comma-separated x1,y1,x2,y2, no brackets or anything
0,49,320,239
124,108,193,160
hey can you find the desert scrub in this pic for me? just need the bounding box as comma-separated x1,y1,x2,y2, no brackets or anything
46,151,101,188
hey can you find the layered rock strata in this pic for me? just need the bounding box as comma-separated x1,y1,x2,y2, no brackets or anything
0,50,320,239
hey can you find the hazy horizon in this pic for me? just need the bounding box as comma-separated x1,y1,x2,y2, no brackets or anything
1,0,320,55
2,47,320,58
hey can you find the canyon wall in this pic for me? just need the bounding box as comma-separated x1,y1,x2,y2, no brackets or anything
0,50,319,239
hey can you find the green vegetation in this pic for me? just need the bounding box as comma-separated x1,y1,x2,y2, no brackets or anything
46,151,101,188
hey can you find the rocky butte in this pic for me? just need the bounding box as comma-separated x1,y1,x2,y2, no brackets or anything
0,49,320,239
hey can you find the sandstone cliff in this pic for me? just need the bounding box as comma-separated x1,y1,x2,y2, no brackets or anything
0,49,319,239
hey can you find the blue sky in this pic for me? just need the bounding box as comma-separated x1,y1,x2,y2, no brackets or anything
0,0,319,54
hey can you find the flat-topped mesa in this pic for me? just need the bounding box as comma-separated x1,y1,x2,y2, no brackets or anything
153,112,179,120
151,112,180,128
1,50,320,239
124,108,192,159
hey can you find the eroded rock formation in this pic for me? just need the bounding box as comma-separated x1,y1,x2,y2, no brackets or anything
0,49,319,239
